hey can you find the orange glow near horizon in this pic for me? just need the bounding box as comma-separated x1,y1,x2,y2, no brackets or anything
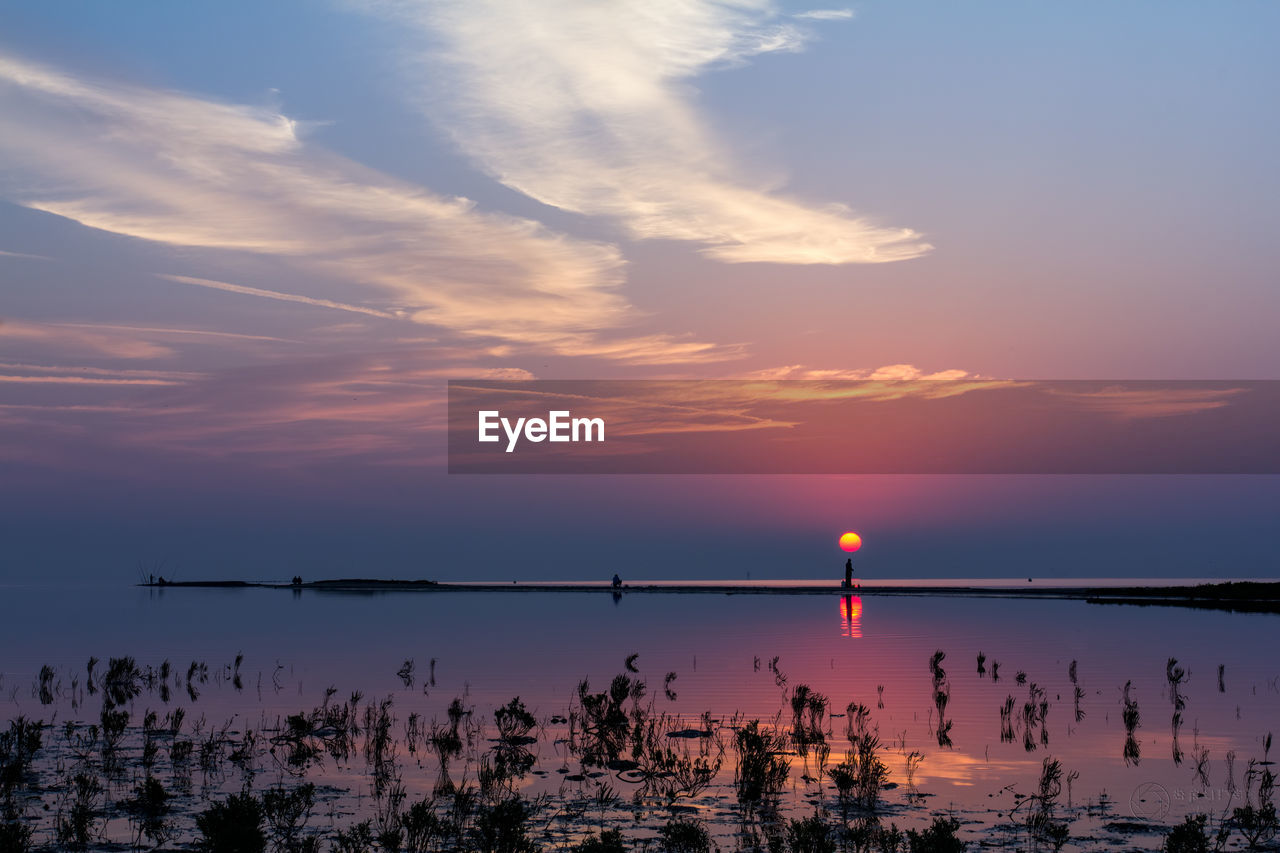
839,531,862,552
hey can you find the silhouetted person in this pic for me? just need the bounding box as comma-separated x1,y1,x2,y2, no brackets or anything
157,576,166,586
844,558,853,588
612,573,622,589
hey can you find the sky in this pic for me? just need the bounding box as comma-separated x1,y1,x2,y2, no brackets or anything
1,1,1278,582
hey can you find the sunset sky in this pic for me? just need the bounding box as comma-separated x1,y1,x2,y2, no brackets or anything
2,1,1278,581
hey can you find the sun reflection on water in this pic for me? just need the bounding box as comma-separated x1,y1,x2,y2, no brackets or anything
840,594,863,638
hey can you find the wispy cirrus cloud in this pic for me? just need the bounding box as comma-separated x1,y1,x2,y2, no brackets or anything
0,249,52,260
0,318,174,359
0,374,183,386
0,362,201,381
743,363,982,381
157,275,404,321
793,9,855,22
0,52,729,363
53,323,298,345
1044,385,1250,419
359,0,930,264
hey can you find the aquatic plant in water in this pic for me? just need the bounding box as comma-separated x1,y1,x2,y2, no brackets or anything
1122,680,1141,766
733,718,790,809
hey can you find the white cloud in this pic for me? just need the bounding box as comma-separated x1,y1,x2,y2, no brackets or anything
0,53,728,363
358,0,930,264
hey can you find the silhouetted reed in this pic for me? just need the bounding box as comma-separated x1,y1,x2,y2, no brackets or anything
158,660,172,704
0,717,43,790
733,718,790,809
6,638,1260,851
195,789,266,853
633,724,720,802
103,656,143,707
1068,661,1085,723
572,673,644,768
263,782,316,852
1019,682,1050,751
36,666,55,707
124,775,172,849
473,794,543,853
829,731,890,818
999,696,1016,744
929,651,953,749
272,688,362,773
1192,739,1211,790
364,696,399,793
1234,755,1278,849
790,685,829,752
1168,658,1188,765
141,708,159,769
905,816,965,852
1012,756,1070,851
845,702,873,744
54,770,103,851
1122,680,1141,766
398,659,415,689
99,705,129,766
656,816,713,853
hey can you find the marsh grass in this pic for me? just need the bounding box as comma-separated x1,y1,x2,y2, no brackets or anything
929,651,953,749
656,816,713,853
54,770,102,850
1168,658,1189,766
1122,681,1141,766
1234,756,1277,849
733,718,790,810
397,660,415,689
905,816,965,853
999,696,1016,745
1068,661,1085,723
3,640,1271,853
829,731,890,819
124,775,172,849
789,685,829,753
1011,756,1070,851
1020,682,1050,752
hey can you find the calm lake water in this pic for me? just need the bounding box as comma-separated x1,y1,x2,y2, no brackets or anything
2,580,1276,849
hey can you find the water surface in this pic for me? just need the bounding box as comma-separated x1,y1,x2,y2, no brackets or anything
2,581,1275,848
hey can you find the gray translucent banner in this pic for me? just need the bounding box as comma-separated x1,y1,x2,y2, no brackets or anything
447,380,1279,474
